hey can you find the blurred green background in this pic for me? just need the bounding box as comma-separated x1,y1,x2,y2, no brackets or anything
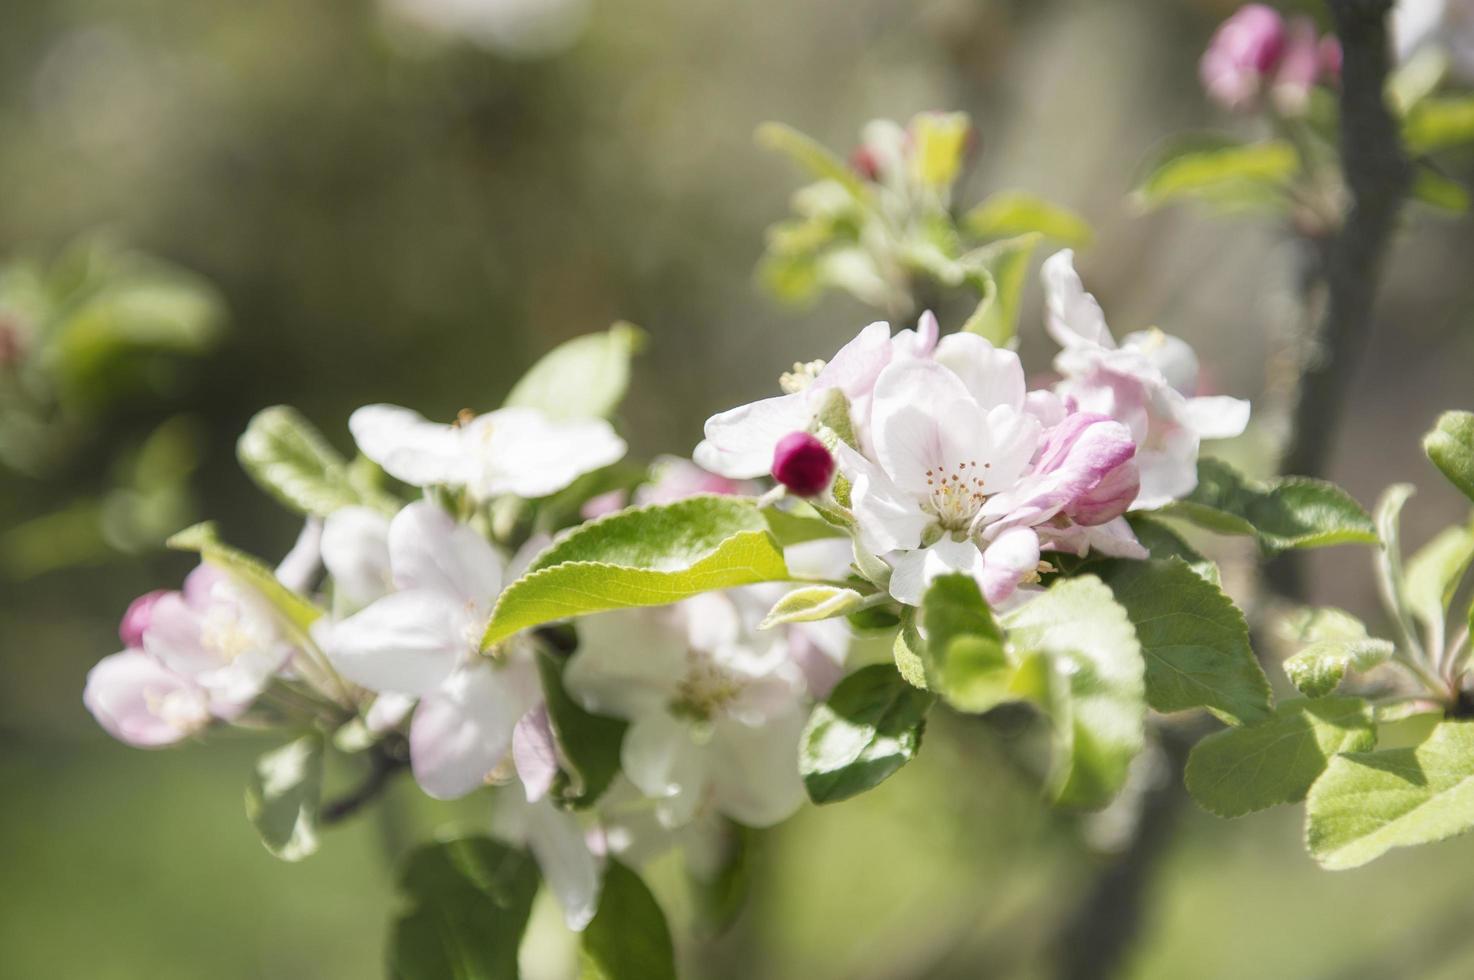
3,0,1474,977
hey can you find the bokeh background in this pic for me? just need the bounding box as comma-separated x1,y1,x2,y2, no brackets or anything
3,0,1474,977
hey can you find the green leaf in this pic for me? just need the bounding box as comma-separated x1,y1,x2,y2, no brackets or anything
1099,558,1271,725
1403,95,1474,154
1278,607,1395,698
1374,484,1424,660
579,861,676,980
689,822,752,936
1003,575,1145,809
481,496,789,648
800,664,934,804
244,734,323,861
1134,137,1299,212
167,522,322,633
1163,458,1377,554
389,837,538,980
1185,698,1376,818
892,609,929,690
237,406,393,518
760,586,866,629
1405,524,1474,637
955,259,1000,341
918,573,1016,712
1410,167,1470,214
504,323,646,422
961,191,1093,247
1127,514,1220,585
536,650,627,808
1423,411,1474,503
755,122,868,200
1307,721,1474,869
959,234,1041,347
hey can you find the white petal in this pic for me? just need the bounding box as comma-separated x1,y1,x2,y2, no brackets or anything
321,507,393,610
512,705,559,803
470,408,627,499
933,333,1026,411
982,404,1042,490
697,392,810,479
782,538,857,581
811,320,894,399
621,713,705,827
388,501,503,609
409,661,534,800
84,651,210,748
1042,249,1115,350
1180,395,1251,441
274,518,323,595
1083,517,1150,559
832,441,930,554
524,800,603,932
564,610,686,719
871,359,990,495
365,692,416,733
707,711,807,827
887,537,987,606
348,404,472,488
979,526,1041,606
327,590,470,695
1121,329,1200,395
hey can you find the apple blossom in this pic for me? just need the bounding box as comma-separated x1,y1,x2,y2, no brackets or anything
348,403,625,501
1042,249,1250,509
1200,4,1287,111
325,500,543,800
84,651,212,748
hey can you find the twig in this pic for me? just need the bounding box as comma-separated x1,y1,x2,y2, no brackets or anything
321,734,410,826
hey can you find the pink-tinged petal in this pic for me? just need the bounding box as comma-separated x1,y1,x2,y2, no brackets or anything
469,408,627,499
322,506,394,610
812,321,895,399
1025,389,1067,428
388,501,503,610
1200,4,1286,110
1084,518,1150,560
1180,395,1251,441
871,359,991,495
832,441,929,554
1120,329,1201,396
887,537,988,606
349,404,472,488
327,589,471,695
142,592,214,676
891,310,940,359
512,705,559,804
1072,458,1141,526
84,651,210,748
182,562,227,609
581,489,628,520
934,332,1027,411
993,414,1138,527
409,661,535,800
119,590,170,649
697,392,810,479
1042,250,1115,351
1272,16,1323,115
979,526,1041,606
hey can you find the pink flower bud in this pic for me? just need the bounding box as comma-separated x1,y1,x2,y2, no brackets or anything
850,145,882,181
1272,17,1324,115
1034,413,1140,525
119,589,170,649
1200,4,1287,111
771,431,835,497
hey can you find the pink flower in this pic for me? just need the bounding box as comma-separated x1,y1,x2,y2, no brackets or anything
83,651,211,748
118,590,169,649
1200,4,1287,110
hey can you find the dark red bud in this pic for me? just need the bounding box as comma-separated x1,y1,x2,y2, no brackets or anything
771,431,835,497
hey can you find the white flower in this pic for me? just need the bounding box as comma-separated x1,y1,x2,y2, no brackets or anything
1041,249,1250,509
490,788,602,932
563,589,816,829
349,404,626,501
694,313,939,479
326,500,543,800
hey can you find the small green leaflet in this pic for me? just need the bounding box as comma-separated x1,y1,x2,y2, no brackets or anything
800,664,934,804
1003,575,1145,810
1423,411,1474,504
1403,523,1474,639
759,585,866,629
1185,698,1375,818
754,121,869,200
237,405,395,518
959,233,1042,347
388,837,539,980
1307,721,1474,870
1163,458,1377,554
919,574,1013,712
244,733,324,861
961,190,1093,247
1099,558,1271,725
1134,136,1298,213
1277,607,1394,698
481,496,789,648
579,861,676,980
504,322,646,422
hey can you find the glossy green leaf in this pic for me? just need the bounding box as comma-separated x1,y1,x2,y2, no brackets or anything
1127,514,1220,584
1405,524,1474,637
1163,458,1377,554
579,861,676,980
167,522,322,633
1099,558,1271,725
1278,606,1395,698
482,496,790,647
504,323,645,421
238,405,393,518
1003,575,1145,809
961,191,1092,247
1404,95,1474,154
244,734,324,862
389,837,538,980
1307,721,1474,869
920,574,1013,711
536,649,626,808
1186,697,1375,817
760,585,866,628
1135,138,1298,212
1424,411,1474,503
800,664,934,804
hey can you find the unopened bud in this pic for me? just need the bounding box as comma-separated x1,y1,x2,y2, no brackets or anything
771,431,835,497
119,589,170,649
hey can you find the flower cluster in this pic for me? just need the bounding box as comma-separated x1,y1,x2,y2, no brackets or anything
699,249,1248,607
1200,4,1342,115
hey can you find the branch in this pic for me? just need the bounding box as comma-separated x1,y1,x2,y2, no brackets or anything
321,733,410,826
